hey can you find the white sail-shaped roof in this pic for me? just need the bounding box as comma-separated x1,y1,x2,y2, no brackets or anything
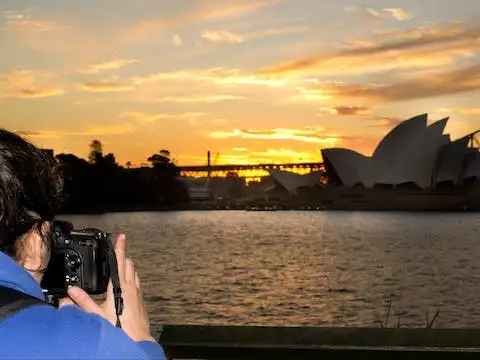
268,169,322,194
321,148,370,187
396,118,449,188
435,137,470,184
371,114,428,186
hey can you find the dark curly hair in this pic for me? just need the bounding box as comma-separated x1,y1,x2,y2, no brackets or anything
0,130,63,258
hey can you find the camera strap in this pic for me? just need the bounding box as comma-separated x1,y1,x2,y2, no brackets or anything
106,239,124,329
0,285,53,323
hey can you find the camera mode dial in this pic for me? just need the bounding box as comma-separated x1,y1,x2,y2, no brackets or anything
65,253,81,269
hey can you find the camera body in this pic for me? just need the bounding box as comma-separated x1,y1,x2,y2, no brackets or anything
41,221,111,297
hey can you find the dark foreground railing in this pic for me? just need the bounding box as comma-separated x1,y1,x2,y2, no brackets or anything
151,325,480,359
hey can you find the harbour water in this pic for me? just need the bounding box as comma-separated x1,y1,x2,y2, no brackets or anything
58,210,480,328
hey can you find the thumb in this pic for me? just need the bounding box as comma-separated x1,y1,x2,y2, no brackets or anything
67,286,103,314
58,297,75,308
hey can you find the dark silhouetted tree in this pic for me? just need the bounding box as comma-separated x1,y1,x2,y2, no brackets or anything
88,140,103,164
148,149,172,166
56,153,95,212
145,150,187,204
102,153,118,169
54,144,189,214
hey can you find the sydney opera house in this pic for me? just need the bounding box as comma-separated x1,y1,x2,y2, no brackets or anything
268,114,480,209
321,113,479,189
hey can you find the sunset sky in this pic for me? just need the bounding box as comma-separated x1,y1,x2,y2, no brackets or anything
1,0,479,167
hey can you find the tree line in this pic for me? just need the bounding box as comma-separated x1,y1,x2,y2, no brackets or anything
55,140,189,214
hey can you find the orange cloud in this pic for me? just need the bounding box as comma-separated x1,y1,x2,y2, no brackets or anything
200,25,309,45
79,59,137,74
306,63,480,102
317,105,404,130
251,148,320,162
344,6,413,21
159,94,245,103
383,8,413,21
15,123,137,139
172,34,183,47
81,82,134,92
261,22,479,77
201,30,245,44
132,67,287,87
209,127,340,145
316,105,404,130
0,70,64,100
117,68,272,104
319,106,373,116
253,25,310,37
2,10,67,32
120,0,284,43
369,116,404,128
291,85,332,102
18,87,64,99
182,148,321,165
119,111,206,123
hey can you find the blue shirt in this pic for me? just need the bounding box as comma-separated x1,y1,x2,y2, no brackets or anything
0,251,166,359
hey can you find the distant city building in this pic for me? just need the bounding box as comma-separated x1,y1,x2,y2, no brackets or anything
181,175,246,200
182,177,211,200
322,114,480,189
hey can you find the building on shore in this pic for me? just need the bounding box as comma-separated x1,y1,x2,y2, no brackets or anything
181,177,212,200
267,169,324,194
181,175,246,201
268,114,479,196
322,113,479,189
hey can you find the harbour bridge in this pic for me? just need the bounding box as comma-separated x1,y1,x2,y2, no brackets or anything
179,162,325,178
178,151,325,178
178,131,479,178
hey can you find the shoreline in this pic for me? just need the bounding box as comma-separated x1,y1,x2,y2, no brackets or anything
58,185,480,215
58,202,480,216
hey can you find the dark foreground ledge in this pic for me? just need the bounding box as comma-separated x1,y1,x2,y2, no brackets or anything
151,325,480,359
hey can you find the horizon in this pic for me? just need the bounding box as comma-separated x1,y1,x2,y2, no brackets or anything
1,0,479,167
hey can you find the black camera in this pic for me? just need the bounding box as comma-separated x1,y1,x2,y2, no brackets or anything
41,220,111,297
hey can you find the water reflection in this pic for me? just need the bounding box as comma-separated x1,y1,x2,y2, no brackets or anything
59,211,480,328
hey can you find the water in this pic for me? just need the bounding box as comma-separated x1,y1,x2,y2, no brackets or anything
58,211,480,328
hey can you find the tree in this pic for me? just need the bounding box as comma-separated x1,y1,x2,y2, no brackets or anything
88,140,103,164
103,153,118,168
147,149,172,167
55,153,94,212
145,149,186,204
159,149,171,159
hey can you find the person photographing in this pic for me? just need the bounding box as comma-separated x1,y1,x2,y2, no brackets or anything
0,129,166,359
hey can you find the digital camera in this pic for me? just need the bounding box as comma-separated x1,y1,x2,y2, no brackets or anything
41,220,111,298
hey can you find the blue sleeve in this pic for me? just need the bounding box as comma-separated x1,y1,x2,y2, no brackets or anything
95,318,167,360
137,340,167,359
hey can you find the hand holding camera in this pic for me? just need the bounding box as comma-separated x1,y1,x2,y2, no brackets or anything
60,234,156,343
40,221,156,343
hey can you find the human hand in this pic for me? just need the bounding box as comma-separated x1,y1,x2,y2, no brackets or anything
59,234,156,343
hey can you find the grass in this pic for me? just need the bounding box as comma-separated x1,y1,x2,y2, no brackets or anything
376,298,440,329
